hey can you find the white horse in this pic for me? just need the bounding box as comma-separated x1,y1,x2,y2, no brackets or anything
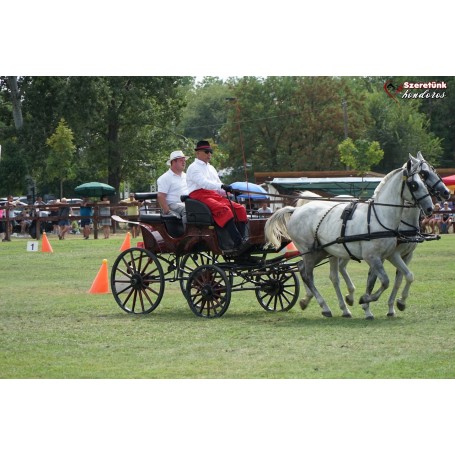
265,157,434,319
339,152,450,316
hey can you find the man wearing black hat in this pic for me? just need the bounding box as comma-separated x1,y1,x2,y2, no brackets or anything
186,140,249,253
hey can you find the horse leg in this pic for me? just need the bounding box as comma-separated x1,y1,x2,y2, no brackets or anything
329,257,352,318
387,251,415,314
297,256,333,318
385,268,401,317
359,257,391,320
299,282,314,310
338,258,355,306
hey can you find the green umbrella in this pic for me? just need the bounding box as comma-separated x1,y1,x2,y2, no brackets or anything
74,182,116,197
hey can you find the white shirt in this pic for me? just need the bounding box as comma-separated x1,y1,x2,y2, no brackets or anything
186,158,223,194
157,169,188,204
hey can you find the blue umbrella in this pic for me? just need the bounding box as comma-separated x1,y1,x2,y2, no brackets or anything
230,181,268,200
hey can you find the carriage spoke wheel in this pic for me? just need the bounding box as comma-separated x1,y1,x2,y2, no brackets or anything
186,264,231,318
111,247,165,314
255,267,300,312
178,252,220,296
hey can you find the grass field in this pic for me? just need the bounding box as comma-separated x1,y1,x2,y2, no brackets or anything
1,231,455,379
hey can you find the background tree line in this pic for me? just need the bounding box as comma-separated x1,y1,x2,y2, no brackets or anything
0,75,453,200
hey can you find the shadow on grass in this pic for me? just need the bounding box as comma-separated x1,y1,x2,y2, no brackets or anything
98,304,407,329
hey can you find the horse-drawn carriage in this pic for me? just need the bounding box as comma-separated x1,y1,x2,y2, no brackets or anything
111,192,301,318
111,153,450,320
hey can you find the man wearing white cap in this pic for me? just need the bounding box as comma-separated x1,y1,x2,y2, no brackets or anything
157,150,189,224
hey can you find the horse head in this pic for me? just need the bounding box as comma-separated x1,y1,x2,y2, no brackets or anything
402,157,434,216
413,152,450,201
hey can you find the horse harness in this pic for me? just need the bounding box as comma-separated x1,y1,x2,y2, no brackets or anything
313,169,431,262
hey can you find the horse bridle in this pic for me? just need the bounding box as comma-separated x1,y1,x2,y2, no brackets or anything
402,167,432,206
417,159,446,201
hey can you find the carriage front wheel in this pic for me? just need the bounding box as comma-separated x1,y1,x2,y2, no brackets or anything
255,266,300,312
178,252,220,296
111,247,165,314
186,264,231,318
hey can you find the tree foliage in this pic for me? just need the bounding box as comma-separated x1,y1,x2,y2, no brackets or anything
0,76,453,198
45,118,76,197
218,76,371,180
338,138,384,174
365,91,443,172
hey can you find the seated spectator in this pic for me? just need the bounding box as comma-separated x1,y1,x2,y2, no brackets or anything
19,209,32,236
439,201,452,234
429,203,442,234
257,200,273,217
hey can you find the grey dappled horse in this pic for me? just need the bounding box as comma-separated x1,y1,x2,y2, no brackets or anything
265,157,434,320
339,152,450,316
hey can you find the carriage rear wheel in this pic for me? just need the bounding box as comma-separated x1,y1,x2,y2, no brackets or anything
178,252,220,296
255,267,300,312
186,264,231,318
111,247,165,314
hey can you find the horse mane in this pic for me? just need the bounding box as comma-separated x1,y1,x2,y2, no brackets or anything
371,168,402,198
295,190,321,207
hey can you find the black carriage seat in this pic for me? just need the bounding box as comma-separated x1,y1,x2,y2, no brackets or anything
134,192,158,201
135,192,185,237
180,195,236,250
138,212,185,238
181,195,214,226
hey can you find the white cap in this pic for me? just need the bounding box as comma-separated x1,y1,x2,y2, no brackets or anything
166,150,188,166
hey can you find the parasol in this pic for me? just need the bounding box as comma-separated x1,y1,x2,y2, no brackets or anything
74,182,116,197
442,175,455,194
230,181,268,200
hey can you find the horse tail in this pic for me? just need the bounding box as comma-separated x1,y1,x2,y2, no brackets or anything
264,206,296,249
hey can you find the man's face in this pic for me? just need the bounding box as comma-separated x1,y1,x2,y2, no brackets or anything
171,157,187,172
196,149,212,163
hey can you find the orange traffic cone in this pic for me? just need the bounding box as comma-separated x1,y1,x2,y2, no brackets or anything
119,231,131,252
88,259,110,294
280,241,299,258
41,232,54,253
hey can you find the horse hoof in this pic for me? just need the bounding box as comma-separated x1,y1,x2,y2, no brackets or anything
322,311,332,318
397,300,406,311
345,295,354,306
365,315,374,320
387,312,396,317
299,299,309,311
342,313,352,318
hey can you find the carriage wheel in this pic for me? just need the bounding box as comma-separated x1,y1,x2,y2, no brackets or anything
178,252,220,295
186,264,231,318
111,247,165,314
255,267,300,312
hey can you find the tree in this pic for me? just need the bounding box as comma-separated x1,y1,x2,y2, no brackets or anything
5,77,23,129
220,76,371,180
178,77,231,142
338,138,384,174
5,76,190,199
45,118,76,198
366,91,443,172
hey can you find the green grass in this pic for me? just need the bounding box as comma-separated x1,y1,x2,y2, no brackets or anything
1,231,455,378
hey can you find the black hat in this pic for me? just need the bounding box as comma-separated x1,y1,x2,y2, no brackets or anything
195,140,213,152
